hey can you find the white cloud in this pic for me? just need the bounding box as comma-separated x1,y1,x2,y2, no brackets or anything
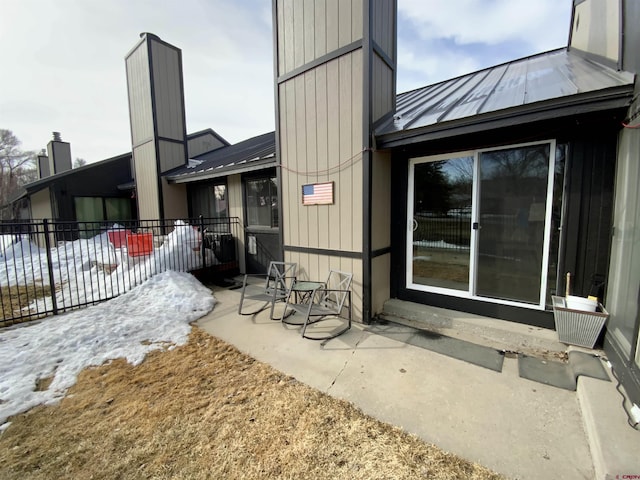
397,45,482,92
398,0,571,52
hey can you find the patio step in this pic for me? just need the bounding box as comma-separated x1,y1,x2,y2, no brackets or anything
378,299,569,360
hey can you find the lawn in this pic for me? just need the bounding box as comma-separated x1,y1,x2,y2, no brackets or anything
0,327,503,480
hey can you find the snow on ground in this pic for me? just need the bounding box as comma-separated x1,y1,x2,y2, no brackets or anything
414,239,470,250
0,234,17,255
0,270,216,431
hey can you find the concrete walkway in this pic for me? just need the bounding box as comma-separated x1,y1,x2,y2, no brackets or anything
195,285,637,480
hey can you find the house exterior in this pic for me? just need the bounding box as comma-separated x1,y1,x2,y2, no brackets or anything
271,0,640,404
12,0,640,406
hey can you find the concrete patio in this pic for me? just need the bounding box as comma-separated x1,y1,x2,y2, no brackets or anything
196,284,640,480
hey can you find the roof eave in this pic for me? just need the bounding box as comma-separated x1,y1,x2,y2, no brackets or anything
165,159,277,184
375,86,634,149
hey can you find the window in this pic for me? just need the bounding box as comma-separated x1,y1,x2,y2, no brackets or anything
74,196,133,238
246,177,278,228
189,183,227,218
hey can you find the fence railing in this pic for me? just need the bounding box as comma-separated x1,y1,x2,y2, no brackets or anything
0,216,241,327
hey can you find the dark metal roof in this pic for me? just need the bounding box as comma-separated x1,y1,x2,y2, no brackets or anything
165,131,276,183
22,152,133,194
376,48,635,147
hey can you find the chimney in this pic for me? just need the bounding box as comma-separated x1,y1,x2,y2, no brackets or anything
36,149,50,179
46,132,72,175
125,32,188,220
569,0,622,69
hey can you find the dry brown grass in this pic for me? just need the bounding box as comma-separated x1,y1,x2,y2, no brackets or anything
0,327,503,480
1,284,51,326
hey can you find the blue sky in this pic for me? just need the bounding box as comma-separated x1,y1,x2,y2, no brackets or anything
0,0,572,163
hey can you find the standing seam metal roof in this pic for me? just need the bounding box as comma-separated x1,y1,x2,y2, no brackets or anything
165,131,276,182
376,48,635,140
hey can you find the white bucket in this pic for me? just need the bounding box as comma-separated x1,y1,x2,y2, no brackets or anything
566,295,598,312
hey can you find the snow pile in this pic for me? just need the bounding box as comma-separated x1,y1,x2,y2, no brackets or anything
0,270,215,430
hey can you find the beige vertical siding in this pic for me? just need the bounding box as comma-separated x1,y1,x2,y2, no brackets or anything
126,44,154,146
160,180,187,219
371,150,391,250
227,174,246,273
30,188,54,248
276,0,364,77
279,51,363,253
133,142,160,220
371,150,391,317
30,188,53,220
151,41,185,141
158,139,186,173
372,253,390,315
570,0,620,63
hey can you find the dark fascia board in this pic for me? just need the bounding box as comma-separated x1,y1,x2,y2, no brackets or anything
187,128,230,147
7,187,27,204
23,152,133,194
165,158,277,184
375,86,634,149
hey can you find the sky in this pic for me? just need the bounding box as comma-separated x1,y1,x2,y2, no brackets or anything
0,0,572,163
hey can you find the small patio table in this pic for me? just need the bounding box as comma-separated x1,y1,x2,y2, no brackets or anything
282,281,324,325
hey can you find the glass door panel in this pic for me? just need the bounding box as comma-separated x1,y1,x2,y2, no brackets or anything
411,157,473,291
476,144,551,304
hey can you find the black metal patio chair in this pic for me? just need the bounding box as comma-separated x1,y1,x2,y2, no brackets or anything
238,261,297,320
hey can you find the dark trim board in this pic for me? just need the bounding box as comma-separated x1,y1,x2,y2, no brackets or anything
276,40,363,84
372,246,391,258
284,245,363,259
396,289,556,329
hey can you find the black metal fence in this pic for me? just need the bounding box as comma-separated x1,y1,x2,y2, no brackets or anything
414,213,471,249
0,216,241,327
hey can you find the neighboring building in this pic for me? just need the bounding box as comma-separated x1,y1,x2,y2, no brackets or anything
15,150,134,227
272,0,640,404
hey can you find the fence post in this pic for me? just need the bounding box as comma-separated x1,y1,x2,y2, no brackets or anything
199,215,206,269
42,219,58,316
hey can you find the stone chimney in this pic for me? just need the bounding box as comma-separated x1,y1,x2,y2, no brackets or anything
45,132,72,176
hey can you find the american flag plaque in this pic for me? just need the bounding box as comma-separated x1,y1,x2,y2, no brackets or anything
302,182,334,205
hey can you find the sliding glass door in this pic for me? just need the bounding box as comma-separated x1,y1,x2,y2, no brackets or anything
408,141,556,308
409,154,474,292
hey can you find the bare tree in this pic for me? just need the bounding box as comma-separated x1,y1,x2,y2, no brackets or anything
0,129,36,220
73,157,87,168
